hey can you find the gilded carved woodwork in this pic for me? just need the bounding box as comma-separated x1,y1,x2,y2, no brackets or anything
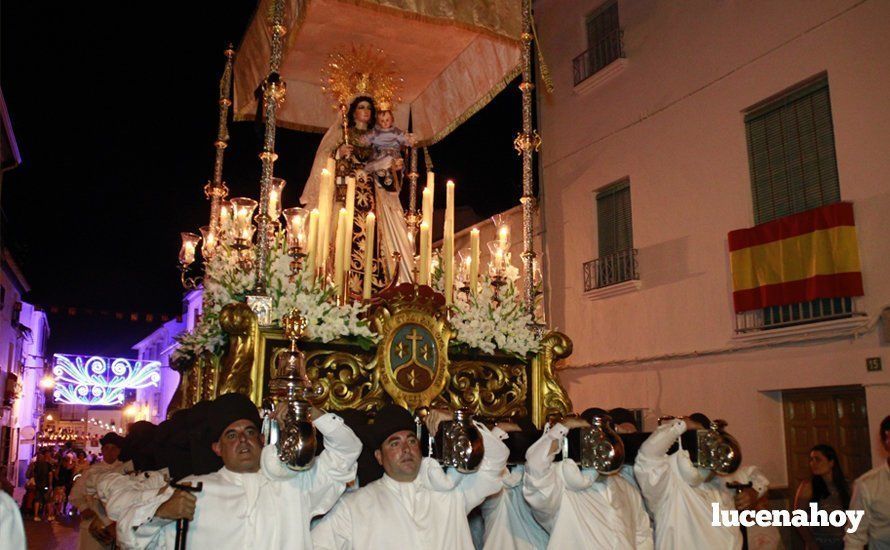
531,331,574,425
218,302,258,398
181,287,574,426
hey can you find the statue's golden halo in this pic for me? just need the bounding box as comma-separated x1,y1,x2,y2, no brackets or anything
321,44,403,112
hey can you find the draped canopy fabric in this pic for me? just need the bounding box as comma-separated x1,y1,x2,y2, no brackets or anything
727,202,864,313
234,0,522,144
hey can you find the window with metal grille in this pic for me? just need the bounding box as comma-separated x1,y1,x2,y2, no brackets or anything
584,179,638,291
597,179,632,256
736,77,856,332
573,1,624,85
745,77,841,224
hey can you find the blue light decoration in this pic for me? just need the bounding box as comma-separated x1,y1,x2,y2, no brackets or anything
52,354,161,406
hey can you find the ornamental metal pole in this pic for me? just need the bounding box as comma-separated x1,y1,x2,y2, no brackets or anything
515,0,542,316
205,44,235,235
253,0,288,295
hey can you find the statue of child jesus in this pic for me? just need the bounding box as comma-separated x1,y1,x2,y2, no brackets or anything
361,109,414,191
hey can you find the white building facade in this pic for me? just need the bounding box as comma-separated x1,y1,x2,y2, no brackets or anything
536,0,890,495
130,289,200,423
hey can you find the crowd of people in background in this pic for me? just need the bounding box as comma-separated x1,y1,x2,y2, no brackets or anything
19,445,101,522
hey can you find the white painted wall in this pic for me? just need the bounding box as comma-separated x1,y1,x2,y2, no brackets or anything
536,0,890,487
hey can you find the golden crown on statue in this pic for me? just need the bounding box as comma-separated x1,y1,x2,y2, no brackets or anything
321,44,403,111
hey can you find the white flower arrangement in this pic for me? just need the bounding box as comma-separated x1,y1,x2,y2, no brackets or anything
448,268,541,358
171,232,376,367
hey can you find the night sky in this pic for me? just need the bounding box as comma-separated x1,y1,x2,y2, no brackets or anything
0,2,523,356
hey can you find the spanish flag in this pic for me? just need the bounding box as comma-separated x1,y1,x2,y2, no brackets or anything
728,202,863,313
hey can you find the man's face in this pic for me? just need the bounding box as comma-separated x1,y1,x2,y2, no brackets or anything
101,443,120,464
375,429,421,482
354,101,372,124
212,419,263,473
376,111,393,129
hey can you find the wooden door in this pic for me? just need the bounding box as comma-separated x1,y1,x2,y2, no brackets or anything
783,386,871,490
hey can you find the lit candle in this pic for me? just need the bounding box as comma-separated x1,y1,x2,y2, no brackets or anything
498,224,510,249
443,180,455,305
363,212,376,299
469,228,480,296
179,232,200,266
306,209,319,280
421,186,433,229
268,177,286,221
317,168,334,274
333,208,347,292
419,221,430,285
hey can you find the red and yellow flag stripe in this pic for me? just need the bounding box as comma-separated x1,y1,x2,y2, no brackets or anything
728,202,863,313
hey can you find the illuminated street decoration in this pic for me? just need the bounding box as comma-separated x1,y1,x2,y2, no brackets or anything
52,354,161,406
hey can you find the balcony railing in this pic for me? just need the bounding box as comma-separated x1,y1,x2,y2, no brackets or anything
583,248,639,292
735,297,862,333
573,28,625,86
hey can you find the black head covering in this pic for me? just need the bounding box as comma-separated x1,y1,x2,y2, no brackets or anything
153,410,192,481
121,421,159,472
609,408,636,428
368,404,416,450
504,417,543,465
189,400,223,476
689,412,712,429
208,393,262,443
579,407,609,425
336,408,384,486
99,432,125,448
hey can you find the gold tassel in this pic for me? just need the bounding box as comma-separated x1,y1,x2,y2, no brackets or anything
531,13,555,94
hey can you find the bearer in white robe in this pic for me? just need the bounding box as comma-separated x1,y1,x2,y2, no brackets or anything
523,416,653,550
634,416,742,550
478,422,549,550
311,404,510,550
69,431,128,550
121,392,362,550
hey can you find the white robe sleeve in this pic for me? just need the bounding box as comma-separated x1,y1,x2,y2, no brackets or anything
68,467,93,512
633,419,685,513
844,476,869,550
261,412,362,517
522,423,568,532
0,491,26,550
98,472,175,550
310,497,354,550
451,424,510,514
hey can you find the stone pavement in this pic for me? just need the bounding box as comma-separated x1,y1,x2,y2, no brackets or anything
22,514,80,550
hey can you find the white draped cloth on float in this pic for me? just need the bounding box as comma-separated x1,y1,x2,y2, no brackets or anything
633,419,742,550
108,413,360,550
68,458,130,550
479,464,549,550
523,424,653,550
311,425,510,550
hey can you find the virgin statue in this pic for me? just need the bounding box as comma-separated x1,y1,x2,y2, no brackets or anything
300,94,415,295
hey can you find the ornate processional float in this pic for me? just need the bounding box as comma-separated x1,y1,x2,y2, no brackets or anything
172,0,571,427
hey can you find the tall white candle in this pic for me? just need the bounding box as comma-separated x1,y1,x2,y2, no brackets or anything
363,212,376,299
333,208,347,293
419,222,431,286
444,180,455,305
305,209,319,282
317,167,334,275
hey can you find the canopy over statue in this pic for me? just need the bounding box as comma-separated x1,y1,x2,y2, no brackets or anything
233,0,522,144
